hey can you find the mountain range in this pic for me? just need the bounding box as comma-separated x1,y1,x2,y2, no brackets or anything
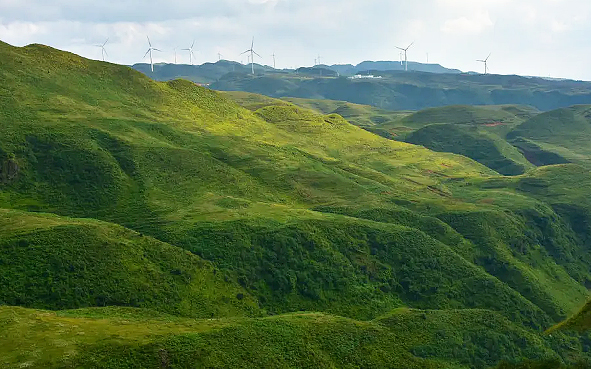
132,60,591,112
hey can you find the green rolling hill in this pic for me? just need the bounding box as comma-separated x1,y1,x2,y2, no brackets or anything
3,40,591,367
507,105,591,168
0,209,259,317
0,306,563,369
405,124,535,175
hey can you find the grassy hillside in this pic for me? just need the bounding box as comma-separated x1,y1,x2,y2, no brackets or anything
550,300,591,333
0,209,259,318
222,92,410,138
399,105,538,134
0,306,573,369
405,124,535,175
4,41,591,367
507,106,591,168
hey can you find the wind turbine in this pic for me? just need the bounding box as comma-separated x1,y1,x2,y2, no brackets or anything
173,47,177,64
218,52,223,61
396,42,414,71
317,54,321,65
240,37,261,75
272,52,276,69
182,40,197,65
95,38,109,62
143,36,161,72
477,53,491,74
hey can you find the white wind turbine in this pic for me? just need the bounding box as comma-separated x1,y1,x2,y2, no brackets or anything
143,36,161,72
396,42,414,71
182,40,197,65
272,52,276,69
477,53,491,74
241,37,261,75
95,38,109,62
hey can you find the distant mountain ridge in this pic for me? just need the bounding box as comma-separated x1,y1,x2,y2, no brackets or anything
329,60,462,75
210,71,591,111
131,60,591,111
132,59,463,84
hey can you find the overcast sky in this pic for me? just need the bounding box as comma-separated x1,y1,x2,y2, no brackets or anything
1,0,590,80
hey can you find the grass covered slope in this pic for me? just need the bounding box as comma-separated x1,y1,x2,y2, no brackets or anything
0,306,567,369
550,300,591,333
0,209,259,318
507,106,591,168
405,124,534,175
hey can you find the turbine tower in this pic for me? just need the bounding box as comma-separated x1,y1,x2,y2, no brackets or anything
95,38,109,62
396,42,414,71
272,53,276,69
143,36,161,72
182,40,197,65
240,37,261,75
218,52,223,61
477,53,491,74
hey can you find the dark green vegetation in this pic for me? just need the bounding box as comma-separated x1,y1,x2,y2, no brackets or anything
209,70,591,111
3,41,591,367
132,60,461,86
132,59,591,112
0,306,580,369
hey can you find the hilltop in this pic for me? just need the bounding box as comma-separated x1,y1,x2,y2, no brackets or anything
3,41,591,367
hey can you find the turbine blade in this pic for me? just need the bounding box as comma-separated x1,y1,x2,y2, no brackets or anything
251,36,254,49
395,46,404,51
407,42,414,50
240,50,250,55
253,50,261,58
486,53,491,61
103,48,108,57
103,38,109,46
191,40,195,48
147,36,152,47
144,49,151,58
153,48,162,52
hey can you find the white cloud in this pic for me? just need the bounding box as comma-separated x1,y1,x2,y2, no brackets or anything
441,11,494,35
